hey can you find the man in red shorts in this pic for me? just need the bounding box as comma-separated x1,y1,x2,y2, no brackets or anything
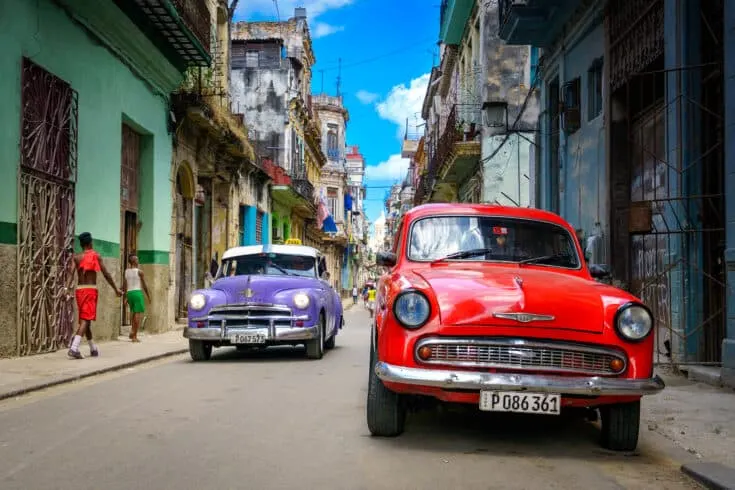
69,232,122,359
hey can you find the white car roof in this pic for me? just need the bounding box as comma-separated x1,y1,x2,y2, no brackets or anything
222,244,320,260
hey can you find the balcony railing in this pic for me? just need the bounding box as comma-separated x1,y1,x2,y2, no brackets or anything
327,148,342,161
170,0,211,54
293,178,315,203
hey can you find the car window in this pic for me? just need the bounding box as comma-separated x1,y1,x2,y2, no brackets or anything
219,253,317,278
408,216,580,268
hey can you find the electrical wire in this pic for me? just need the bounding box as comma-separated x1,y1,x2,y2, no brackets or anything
315,37,438,72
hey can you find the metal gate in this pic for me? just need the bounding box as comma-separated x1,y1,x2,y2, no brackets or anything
612,0,726,366
17,58,77,356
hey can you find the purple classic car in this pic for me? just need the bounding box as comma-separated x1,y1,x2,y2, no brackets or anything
184,243,344,361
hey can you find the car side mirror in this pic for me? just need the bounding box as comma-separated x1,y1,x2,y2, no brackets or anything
589,264,611,280
376,251,397,268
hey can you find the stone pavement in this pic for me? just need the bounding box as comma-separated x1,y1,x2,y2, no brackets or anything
0,298,356,401
644,366,735,488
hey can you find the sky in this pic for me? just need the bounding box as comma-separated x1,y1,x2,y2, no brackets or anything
233,0,440,225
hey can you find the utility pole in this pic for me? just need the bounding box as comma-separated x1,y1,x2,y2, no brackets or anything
336,58,342,97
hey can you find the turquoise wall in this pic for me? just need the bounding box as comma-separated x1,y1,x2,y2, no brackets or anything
0,0,178,260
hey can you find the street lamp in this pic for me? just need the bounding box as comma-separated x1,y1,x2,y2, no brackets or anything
481,100,508,136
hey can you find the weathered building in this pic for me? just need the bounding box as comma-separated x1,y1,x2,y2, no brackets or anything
417,0,538,208
313,94,349,293
345,146,369,288
0,0,207,356
500,0,731,374
169,0,267,323
231,8,325,253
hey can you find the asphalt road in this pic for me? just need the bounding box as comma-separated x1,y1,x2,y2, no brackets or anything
0,307,700,490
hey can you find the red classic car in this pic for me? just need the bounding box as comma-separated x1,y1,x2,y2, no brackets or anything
366,203,665,451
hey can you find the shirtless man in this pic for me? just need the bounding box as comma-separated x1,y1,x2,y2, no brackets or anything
69,232,122,359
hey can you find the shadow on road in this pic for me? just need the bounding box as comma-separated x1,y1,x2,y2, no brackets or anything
375,406,665,465
194,345,346,363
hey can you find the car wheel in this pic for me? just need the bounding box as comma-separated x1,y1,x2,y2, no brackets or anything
366,341,406,437
306,313,325,360
599,400,640,451
325,317,339,350
189,340,212,362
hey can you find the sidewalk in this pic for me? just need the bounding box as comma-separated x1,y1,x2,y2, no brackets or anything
0,299,357,401
644,366,735,488
0,329,187,401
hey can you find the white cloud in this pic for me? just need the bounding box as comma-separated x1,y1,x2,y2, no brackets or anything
236,0,353,38
356,90,379,104
365,154,410,181
376,73,430,139
312,22,345,38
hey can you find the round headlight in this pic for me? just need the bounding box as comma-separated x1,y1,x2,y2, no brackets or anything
189,293,206,311
393,291,431,329
615,304,653,341
293,293,310,309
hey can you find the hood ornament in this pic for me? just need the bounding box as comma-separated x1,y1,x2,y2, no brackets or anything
493,312,555,323
513,275,523,288
242,288,255,298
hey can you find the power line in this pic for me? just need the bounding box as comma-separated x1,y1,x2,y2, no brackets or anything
315,37,437,72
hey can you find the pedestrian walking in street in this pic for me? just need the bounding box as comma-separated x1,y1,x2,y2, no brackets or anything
123,254,151,343
352,286,358,304
69,232,122,359
367,286,376,318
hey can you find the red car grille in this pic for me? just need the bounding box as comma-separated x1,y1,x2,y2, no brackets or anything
416,338,627,376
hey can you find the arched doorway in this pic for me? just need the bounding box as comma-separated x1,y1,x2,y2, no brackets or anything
175,162,195,320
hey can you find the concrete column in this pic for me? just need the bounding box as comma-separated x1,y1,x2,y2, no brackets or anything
721,2,735,385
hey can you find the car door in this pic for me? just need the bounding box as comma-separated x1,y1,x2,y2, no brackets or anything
316,255,334,332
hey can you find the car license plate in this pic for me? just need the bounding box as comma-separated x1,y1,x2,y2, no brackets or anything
230,333,266,345
479,391,561,415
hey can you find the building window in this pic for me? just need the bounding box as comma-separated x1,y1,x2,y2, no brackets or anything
587,57,603,121
326,124,339,160
246,51,259,68
562,77,581,134
327,187,338,218
529,47,539,83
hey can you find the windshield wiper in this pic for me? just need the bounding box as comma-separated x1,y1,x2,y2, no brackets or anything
517,252,572,266
432,248,495,264
269,263,293,276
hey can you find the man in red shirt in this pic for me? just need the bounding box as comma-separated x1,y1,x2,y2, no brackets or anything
69,232,122,359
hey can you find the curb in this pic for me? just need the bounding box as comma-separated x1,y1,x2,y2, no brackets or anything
0,348,188,402
682,463,735,490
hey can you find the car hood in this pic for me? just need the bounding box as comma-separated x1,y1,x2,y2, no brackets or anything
212,275,321,304
414,266,605,333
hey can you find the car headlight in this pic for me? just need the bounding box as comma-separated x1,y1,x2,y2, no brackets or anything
293,293,310,309
393,290,431,329
189,293,206,311
615,303,653,341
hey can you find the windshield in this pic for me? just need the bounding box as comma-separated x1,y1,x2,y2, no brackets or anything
218,253,317,278
408,216,581,269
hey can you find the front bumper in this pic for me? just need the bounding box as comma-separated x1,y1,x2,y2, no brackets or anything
184,309,316,343
374,362,665,397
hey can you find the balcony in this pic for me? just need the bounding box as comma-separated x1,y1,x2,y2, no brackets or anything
115,0,212,68
326,148,343,161
498,0,583,47
434,104,481,198
439,0,474,45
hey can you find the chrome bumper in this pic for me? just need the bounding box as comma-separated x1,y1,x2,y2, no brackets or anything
374,362,665,397
184,315,316,343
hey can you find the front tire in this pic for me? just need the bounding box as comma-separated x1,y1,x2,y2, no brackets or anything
306,313,325,360
189,340,212,362
600,400,641,451
325,317,341,350
366,342,406,437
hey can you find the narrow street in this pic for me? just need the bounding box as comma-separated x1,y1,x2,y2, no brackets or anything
0,307,699,490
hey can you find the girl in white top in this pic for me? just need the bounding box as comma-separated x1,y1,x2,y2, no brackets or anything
122,255,151,342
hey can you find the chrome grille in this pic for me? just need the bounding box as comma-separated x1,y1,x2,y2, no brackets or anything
416,338,627,376
207,304,293,329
